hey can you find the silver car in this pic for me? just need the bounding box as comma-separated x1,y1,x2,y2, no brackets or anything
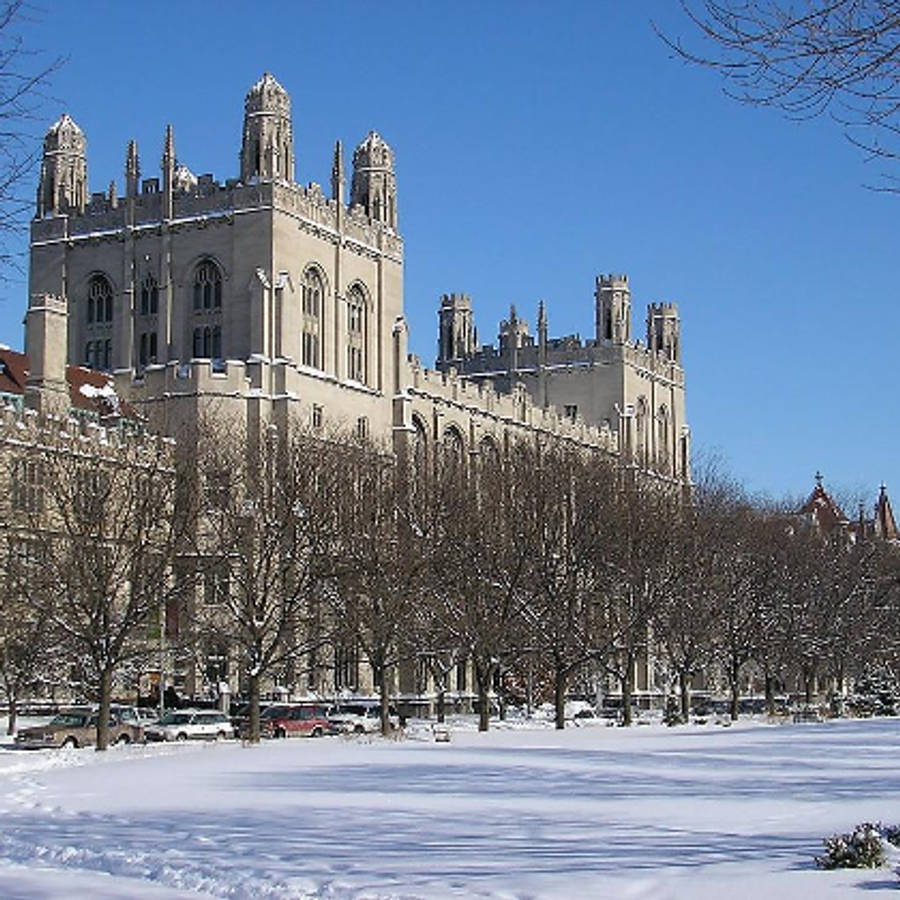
144,709,234,742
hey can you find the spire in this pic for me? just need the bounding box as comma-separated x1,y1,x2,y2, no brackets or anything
537,300,548,347
331,139,345,202
162,124,175,218
876,484,899,541
125,139,139,198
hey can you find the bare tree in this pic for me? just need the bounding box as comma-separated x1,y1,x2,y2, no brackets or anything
33,426,184,750
0,527,56,733
330,435,442,736
661,1,900,178
594,474,683,726
0,1,64,273
196,421,341,743
523,441,617,729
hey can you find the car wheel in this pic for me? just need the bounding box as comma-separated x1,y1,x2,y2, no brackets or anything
116,733,131,745
216,731,226,742
312,727,323,738
176,732,188,742
354,724,364,734
61,736,77,749
275,727,286,739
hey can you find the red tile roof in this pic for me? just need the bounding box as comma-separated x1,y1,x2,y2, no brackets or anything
0,346,139,420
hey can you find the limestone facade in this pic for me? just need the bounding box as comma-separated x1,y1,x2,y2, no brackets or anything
20,72,689,706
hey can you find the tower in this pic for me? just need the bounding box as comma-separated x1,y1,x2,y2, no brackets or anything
595,274,630,344
24,292,68,415
240,72,294,183
350,131,397,229
646,302,681,363
37,114,87,216
437,293,476,365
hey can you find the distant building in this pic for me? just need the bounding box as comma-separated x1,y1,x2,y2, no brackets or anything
800,472,899,543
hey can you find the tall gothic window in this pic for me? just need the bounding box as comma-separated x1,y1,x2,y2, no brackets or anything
192,260,223,365
84,274,114,370
193,261,222,311
301,267,323,369
346,283,367,383
86,274,113,325
635,398,648,468
192,325,222,359
140,273,159,316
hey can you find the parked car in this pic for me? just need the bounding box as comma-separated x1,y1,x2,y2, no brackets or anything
328,702,399,734
230,702,274,736
262,703,332,738
15,706,144,749
144,709,234,742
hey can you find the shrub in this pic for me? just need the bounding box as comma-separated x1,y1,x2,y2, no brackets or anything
816,823,885,869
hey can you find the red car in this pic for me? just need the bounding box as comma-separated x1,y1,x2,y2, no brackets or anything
262,703,331,738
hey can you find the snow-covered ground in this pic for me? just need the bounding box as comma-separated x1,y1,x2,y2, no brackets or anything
0,716,898,898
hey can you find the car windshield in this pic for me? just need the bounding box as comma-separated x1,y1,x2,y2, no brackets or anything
261,706,290,719
49,712,89,727
159,712,193,725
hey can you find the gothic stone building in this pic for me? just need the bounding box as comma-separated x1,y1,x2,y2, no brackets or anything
20,73,690,705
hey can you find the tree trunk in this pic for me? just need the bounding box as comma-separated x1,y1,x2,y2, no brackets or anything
621,669,633,726
475,664,491,732
554,665,567,730
97,667,113,751
378,661,391,737
248,671,261,744
729,661,740,721
678,669,690,722
436,686,445,724
6,695,17,736
765,672,776,717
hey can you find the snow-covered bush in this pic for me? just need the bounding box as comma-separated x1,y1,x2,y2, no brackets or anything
816,823,886,869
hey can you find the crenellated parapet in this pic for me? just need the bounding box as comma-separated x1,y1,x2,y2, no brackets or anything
405,358,618,455
0,398,175,467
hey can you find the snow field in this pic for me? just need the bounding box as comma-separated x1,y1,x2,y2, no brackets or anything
0,717,897,898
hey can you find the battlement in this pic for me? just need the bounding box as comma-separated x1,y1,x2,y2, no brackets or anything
0,398,175,466
407,359,617,454
647,301,678,315
121,358,251,400
441,293,472,309
596,273,629,289
32,175,403,258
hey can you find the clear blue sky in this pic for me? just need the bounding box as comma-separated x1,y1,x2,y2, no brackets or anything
1,1,896,507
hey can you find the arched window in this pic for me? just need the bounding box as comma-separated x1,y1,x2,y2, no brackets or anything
346,283,367,384
440,425,466,483
193,260,222,311
84,275,114,370
140,273,159,316
86,275,113,325
635,398,648,467
411,415,428,482
301,267,323,369
658,405,670,473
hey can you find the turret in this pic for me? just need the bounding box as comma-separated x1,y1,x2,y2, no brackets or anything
646,302,681,364
350,131,397,229
437,293,476,368
240,72,294,183
37,113,87,216
595,274,630,344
